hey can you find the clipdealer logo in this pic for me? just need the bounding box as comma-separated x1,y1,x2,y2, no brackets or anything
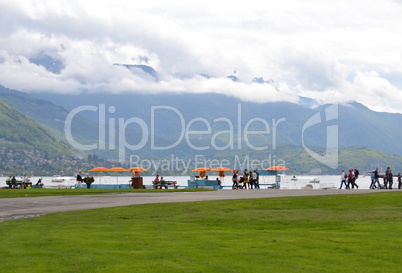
302,104,338,169
64,104,286,163
64,103,339,169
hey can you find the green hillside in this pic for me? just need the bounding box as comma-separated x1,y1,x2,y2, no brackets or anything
0,98,72,158
0,85,99,144
0,85,154,160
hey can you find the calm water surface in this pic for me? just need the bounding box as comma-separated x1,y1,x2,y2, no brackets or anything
0,174,373,189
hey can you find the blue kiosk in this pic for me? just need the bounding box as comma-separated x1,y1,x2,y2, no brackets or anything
187,176,223,189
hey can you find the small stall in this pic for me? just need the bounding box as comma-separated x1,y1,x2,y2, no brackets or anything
188,167,223,189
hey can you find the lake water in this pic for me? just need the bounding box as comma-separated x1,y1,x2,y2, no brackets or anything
0,174,374,189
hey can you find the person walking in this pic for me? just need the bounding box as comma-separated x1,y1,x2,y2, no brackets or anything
387,168,393,189
353,168,359,189
232,170,238,189
374,168,381,189
255,170,260,189
383,175,388,189
243,169,250,189
339,170,349,189
251,170,258,189
369,170,376,189
348,169,358,189
398,172,402,189
249,170,255,189
347,170,353,189
384,167,390,189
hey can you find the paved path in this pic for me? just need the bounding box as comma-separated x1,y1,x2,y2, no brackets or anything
0,189,395,222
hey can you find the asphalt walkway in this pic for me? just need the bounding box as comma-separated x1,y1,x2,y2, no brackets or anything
0,189,394,222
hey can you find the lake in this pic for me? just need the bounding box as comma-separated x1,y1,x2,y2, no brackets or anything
0,174,374,189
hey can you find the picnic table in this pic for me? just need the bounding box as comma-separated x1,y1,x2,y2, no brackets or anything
5,180,32,189
152,181,178,189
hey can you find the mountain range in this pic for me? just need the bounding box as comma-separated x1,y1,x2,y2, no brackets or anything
32,90,402,154
2,83,402,174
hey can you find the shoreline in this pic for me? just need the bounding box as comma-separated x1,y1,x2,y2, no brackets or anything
0,174,376,189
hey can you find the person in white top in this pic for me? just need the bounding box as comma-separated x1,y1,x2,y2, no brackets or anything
339,170,348,189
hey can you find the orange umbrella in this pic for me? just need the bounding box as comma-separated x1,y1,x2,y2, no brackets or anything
266,166,290,171
89,167,109,172
191,167,211,172
108,167,129,184
210,167,233,172
108,167,129,172
88,167,109,184
130,167,148,177
211,167,233,178
192,167,211,178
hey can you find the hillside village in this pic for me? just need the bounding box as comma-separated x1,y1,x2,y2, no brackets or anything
0,148,112,176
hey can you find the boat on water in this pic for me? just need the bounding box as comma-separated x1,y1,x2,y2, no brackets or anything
290,176,320,183
47,176,77,189
51,176,76,183
288,176,322,189
287,175,337,189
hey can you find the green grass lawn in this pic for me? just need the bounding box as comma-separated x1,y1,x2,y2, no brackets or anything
0,188,212,198
0,192,401,272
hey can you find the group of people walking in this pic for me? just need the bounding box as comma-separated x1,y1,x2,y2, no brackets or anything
232,169,259,189
369,167,402,189
340,167,402,189
339,169,360,189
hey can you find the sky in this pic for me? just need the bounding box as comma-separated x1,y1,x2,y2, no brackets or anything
1,0,402,113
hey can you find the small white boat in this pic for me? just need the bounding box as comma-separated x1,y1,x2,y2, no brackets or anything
51,176,75,183
286,176,321,189
291,176,320,183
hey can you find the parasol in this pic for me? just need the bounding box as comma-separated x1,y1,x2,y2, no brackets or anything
210,167,233,179
88,167,109,184
130,167,148,176
108,167,130,184
89,167,109,172
192,167,211,178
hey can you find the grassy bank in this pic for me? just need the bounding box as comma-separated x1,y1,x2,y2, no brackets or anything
0,192,401,272
0,188,213,198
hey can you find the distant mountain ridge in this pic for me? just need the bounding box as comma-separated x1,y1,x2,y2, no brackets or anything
3,84,402,174
32,90,402,156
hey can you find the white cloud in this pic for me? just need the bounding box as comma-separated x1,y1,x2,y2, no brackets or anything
0,0,402,112
351,72,402,113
